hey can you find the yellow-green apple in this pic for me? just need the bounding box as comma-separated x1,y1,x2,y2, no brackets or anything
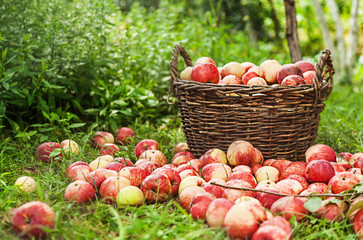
220,62,245,78
100,143,119,156
118,166,148,187
305,144,336,163
60,139,80,158
178,176,206,195
141,174,172,203
89,156,113,170
152,168,181,195
259,59,282,84
241,62,256,72
179,186,206,210
255,166,280,183
195,57,216,66
180,66,193,80
174,142,189,154
303,70,315,84
116,127,135,145
232,165,252,174
201,148,227,166
295,60,315,73
252,216,293,240
99,176,130,203
114,157,133,167
328,172,360,194
263,159,277,166
271,159,293,174
179,169,199,180
275,179,303,195
189,192,216,220
223,179,256,201
12,201,55,239
276,64,303,84
86,168,117,188
64,180,95,203
305,160,335,183
203,178,226,198
315,197,348,222
227,171,257,188
104,162,125,172
35,142,62,163
353,208,363,238
139,149,167,167
191,62,220,84
134,139,159,158
206,198,235,227
201,163,232,182
218,75,242,85
285,174,309,190
247,77,268,85
223,201,265,239
67,164,93,181
270,196,308,221
307,182,328,194
92,131,114,149
330,162,346,173
280,161,307,179
14,176,36,193
227,140,256,166
116,185,144,206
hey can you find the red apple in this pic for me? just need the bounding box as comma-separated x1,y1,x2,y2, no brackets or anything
307,182,328,194
336,156,352,170
172,154,193,167
139,149,167,167
232,165,253,174
174,142,189,154
330,162,346,173
152,168,181,195
276,64,303,84
203,178,226,198
275,179,303,195
241,62,256,72
134,139,159,158
349,168,363,176
353,208,363,238
242,71,259,85
191,62,220,84
218,75,242,85
255,216,292,240
295,61,315,73
227,140,256,166
201,148,227,165
284,75,305,85
178,176,206,195
178,186,206,210
271,196,308,221
285,174,309,190
223,179,256,201
271,159,293,174
118,167,148,187
67,164,93,181
176,163,199,174
328,172,361,194
189,192,216,220
305,144,336,163
104,162,124,172
220,62,245,78
201,163,232,182
195,57,216,66
315,197,348,222
92,131,114,149
86,168,117,188
305,160,335,183
64,180,96,203
252,225,292,240
227,171,257,188
99,176,130,203
256,187,283,210
252,164,263,175
66,161,89,177
280,75,299,86
206,198,235,227
188,159,204,173
303,70,315,84
137,161,159,175
263,159,277,166
247,77,268,86
35,142,62,163
280,161,307,179
116,127,135,145
179,169,199,180
141,174,172,203
113,157,133,166
338,152,352,161
12,201,56,239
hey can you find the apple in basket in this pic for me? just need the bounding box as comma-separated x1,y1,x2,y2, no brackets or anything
258,59,282,84
276,63,303,84
191,62,220,84
220,62,245,79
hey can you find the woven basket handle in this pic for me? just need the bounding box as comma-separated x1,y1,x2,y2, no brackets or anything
313,49,335,102
168,44,193,104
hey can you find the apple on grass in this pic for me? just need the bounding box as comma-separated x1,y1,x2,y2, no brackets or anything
176,163,199,174
118,167,149,187
201,148,227,165
203,178,226,198
137,161,160,175
328,172,360,194
92,131,114,149
206,198,235,227
86,168,117,189
178,176,206,195
201,163,232,182
14,176,36,193
315,197,348,222
64,180,96,203
189,192,216,220
104,162,125,172
223,179,256,202
285,174,309,190
140,174,172,203
35,142,62,163
270,196,308,221
134,139,159,158
174,142,189,154
179,186,206,210
252,217,293,240
99,176,130,203
113,157,133,167
252,164,263,175
305,144,336,163
191,62,220,84
89,155,114,170
271,159,292,174
256,187,283,210
116,186,144,206
139,149,167,167
60,139,80,158
116,127,135,145
152,168,181,195
67,164,93,181
227,140,256,166
330,162,346,173
335,156,352,170
353,208,363,238
305,160,335,184
255,166,280,183
12,201,56,239
100,143,120,156
172,154,193,167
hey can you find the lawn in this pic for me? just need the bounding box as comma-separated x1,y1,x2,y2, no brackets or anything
0,83,362,240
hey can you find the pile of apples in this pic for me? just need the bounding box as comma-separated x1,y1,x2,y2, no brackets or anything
11,126,363,239
180,56,316,86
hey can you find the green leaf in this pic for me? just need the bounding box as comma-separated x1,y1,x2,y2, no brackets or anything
69,123,86,128
304,197,322,212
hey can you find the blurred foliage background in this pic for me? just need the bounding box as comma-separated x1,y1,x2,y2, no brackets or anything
0,0,362,141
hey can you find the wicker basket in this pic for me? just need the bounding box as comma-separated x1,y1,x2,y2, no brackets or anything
169,44,334,161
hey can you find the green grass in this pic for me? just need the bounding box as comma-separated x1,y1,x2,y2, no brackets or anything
0,84,362,240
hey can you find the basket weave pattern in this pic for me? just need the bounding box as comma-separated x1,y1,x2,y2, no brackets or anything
169,45,334,161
